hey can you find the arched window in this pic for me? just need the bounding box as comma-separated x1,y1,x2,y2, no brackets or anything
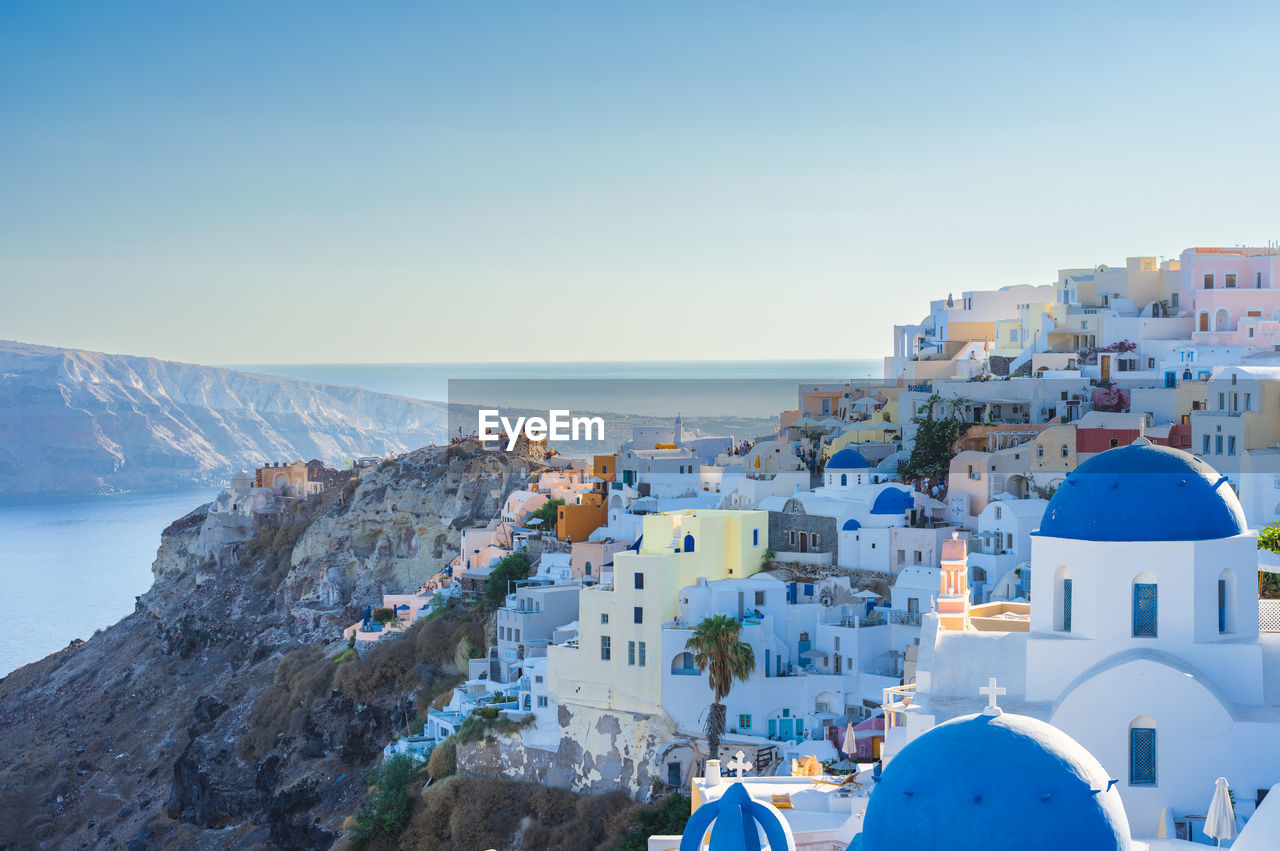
683,534,695,553
1218,568,1236,634
671,652,698,675
1215,308,1230,332
1133,573,1158,637
840,473,848,487
1129,716,1157,785
584,561,593,577
1055,566,1072,632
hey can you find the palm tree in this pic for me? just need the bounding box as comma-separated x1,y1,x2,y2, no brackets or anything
685,614,756,763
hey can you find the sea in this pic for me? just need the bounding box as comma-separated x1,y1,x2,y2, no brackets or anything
0,358,880,675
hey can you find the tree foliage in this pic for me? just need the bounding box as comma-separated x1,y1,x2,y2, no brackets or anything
899,396,970,481
526,498,565,533
483,552,532,610
1257,523,1280,599
685,615,755,758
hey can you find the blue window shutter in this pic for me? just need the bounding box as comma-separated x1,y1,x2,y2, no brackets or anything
1218,579,1227,633
1130,728,1156,785
1063,579,1073,632
1133,584,1157,637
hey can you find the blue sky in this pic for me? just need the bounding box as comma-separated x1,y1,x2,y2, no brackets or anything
2,1,1278,364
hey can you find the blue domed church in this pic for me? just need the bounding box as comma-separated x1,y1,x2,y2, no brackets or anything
884,439,1280,840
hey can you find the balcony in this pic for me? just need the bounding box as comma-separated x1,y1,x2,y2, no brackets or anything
890,610,923,627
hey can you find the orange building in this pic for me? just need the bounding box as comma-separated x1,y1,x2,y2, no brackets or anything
557,492,607,543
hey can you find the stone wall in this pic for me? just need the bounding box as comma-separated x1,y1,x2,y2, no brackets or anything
456,703,695,802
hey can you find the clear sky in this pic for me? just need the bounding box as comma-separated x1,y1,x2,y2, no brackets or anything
3,1,1279,365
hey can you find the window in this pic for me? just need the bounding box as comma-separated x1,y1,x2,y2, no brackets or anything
1226,273,1236,289
1109,438,1120,448
601,636,611,661
1219,569,1235,633
537,695,548,708
995,507,1002,520
907,597,919,614
1258,271,1263,288
628,641,636,665
639,641,646,667
634,606,643,624
584,561,592,576
1037,445,1044,459
738,714,752,730
1062,576,1073,632
788,530,796,547
753,528,760,546
601,613,609,625
1203,434,1211,455
1229,436,1237,456
1129,721,1157,785
840,474,848,486
897,549,906,565
1204,273,1215,289
1133,581,1158,637
535,674,543,683
634,572,644,590
803,583,814,596
1061,444,1069,458
914,550,922,564
754,590,766,606
1215,435,1224,455
810,532,820,548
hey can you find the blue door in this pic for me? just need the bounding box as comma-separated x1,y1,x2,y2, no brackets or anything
667,762,681,787
768,719,777,738
780,718,794,740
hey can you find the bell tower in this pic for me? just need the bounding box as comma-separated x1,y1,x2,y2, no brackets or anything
937,531,971,631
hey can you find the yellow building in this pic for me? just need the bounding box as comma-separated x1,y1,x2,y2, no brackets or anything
546,510,767,716
824,400,900,457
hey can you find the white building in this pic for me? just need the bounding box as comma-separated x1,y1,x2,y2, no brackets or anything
887,440,1280,837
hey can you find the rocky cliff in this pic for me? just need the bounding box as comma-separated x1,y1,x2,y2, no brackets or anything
0,340,449,494
0,441,539,849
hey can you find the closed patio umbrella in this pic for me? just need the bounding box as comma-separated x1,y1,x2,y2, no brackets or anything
841,721,858,766
1205,776,1237,846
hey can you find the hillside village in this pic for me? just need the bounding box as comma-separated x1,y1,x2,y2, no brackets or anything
203,245,1280,849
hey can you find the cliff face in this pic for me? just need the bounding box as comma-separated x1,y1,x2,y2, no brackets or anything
0,340,448,494
0,441,539,849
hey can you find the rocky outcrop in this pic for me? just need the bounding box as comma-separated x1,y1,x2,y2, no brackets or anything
0,441,540,849
0,340,448,494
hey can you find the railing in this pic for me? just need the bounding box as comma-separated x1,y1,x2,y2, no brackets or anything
890,610,923,627
1261,599,1280,633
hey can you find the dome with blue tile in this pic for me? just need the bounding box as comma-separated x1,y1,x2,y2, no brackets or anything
860,710,1132,851
870,487,913,515
1038,438,1247,542
827,448,870,470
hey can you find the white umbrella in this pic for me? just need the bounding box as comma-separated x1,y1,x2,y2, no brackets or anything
841,722,858,765
1205,776,1237,846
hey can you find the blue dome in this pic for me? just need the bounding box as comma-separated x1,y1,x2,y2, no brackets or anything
828,448,870,470
861,712,1131,851
1038,440,1246,542
842,518,862,531
870,487,913,515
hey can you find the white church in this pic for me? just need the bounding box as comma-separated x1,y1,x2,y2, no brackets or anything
884,438,1280,837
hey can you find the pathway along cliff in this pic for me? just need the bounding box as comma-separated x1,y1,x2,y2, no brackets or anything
0,441,539,848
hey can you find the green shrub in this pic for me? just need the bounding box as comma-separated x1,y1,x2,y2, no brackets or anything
350,754,421,848
427,738,456,780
